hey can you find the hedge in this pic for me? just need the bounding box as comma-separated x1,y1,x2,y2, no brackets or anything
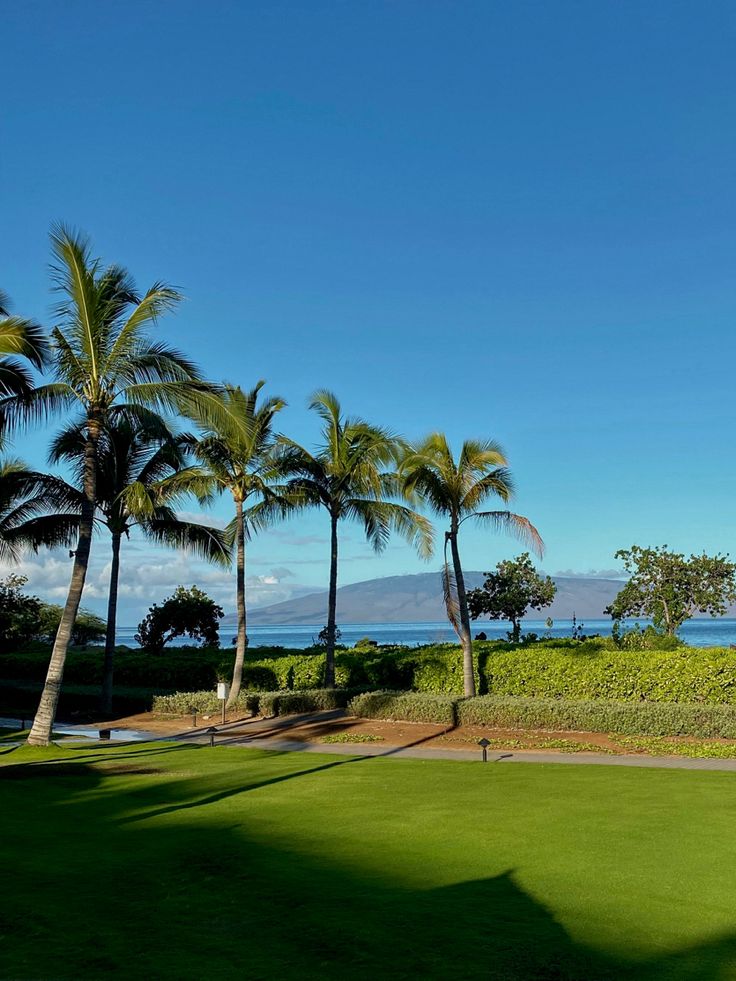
347,691,736,738
347,691,458,725
480,648,736,704
152,687,366,718
8,640,736,706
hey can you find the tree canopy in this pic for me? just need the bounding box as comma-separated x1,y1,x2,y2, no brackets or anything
606,545,736,636
135,584,224,654
467,553,556,643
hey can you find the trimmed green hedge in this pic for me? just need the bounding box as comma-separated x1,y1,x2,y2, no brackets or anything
152,687,365,718
457,695,736,737
481,647,736,704
347,691,458,725
8,640,736,706
347,690,736,738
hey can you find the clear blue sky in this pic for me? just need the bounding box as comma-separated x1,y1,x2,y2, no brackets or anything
2,1,735,620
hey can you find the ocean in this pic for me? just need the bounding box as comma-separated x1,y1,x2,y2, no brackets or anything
113,618,736,649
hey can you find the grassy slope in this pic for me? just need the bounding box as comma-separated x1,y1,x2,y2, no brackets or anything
1,743,736,980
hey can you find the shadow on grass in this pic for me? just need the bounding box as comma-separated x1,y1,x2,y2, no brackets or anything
1,747,735,980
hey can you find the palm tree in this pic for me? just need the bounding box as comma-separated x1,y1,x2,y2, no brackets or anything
49,414,231,713
278,391,434,687
400,434,543,697
0,291,47,397
0,291,47,448
0,458,78,563
182,382,294,706
3,225,222,746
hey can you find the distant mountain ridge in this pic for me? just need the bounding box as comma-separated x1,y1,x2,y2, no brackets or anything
243,572,630,625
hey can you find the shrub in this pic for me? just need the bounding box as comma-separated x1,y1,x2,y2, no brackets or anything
481,647,736,704
153,687,365,718
454,695,736,738
348,691,458,725
152,690,260,715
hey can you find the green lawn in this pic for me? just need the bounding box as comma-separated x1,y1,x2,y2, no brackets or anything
1,741,736,980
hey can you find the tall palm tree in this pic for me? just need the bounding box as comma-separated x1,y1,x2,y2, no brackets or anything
278,391,434,687
3,225,223,746
49,414,231,713
400,434,543,697
183,382,293,706
0,458,78,563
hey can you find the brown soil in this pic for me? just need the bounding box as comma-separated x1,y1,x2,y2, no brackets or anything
88,710,656,755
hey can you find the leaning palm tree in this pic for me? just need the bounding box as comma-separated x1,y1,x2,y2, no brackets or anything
182,382,294,706
400,434,544,697
49,414,231,713
0,458,78,563
3,225,223,746
278,391,434,687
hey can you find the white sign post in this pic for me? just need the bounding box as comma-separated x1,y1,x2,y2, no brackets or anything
217,682,230,724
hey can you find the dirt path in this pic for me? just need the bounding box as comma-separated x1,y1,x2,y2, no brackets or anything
53,709,736,771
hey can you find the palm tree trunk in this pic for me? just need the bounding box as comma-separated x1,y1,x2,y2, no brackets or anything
28,418,99,746
227,499,247,707
324,512,339,688
100,531,121,715
449,526,476,697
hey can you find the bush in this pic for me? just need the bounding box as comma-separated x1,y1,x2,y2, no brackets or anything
346,692,736,739
457,695,736,736
152,690,260,716
152,687,365,718
348,691,458,725
481,647,736,704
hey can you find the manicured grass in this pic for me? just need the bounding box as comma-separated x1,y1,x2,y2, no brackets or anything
2,743,736,979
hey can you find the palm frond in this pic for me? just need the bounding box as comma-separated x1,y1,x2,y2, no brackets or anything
441,539,461,637
471,510,545,557
144,517,232,567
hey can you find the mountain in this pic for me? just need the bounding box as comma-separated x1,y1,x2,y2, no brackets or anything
244,572,628,625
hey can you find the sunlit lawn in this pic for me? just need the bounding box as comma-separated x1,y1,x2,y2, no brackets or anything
1,739,736,980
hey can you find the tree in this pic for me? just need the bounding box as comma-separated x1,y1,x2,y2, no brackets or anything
467,552,556,643
0,290,47,415
400,434,543,696
135,585,224,654
606,545,736,636
37,604,106,646
278,391,433,687
183,381,294,707
0,575,42,652
3,225,221,746
49,414,230,712
0,458,79,563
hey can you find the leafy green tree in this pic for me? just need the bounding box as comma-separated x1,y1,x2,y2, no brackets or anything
37,604,106,646
135,585,224,654
401,434,543,696
182,382,293,706
49,414,230,712
606,545,736,636
467,553,556,643
0,575,42,652
3,225,222,746
278,391,433,687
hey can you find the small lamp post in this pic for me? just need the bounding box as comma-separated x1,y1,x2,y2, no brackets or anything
478,737,491,763
216,682,230,725
207,726,217,748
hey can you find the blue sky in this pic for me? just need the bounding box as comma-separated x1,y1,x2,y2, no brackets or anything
2,1,735,621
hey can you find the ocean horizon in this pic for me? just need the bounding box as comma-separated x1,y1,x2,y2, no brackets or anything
113,618,736,650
